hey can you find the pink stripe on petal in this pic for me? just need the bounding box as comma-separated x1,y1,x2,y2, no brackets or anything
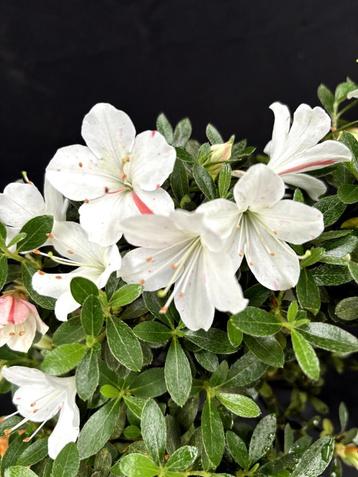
132,192,154,214
279,159,336,175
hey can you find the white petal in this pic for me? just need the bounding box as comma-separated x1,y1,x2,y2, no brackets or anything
198,198,239,240
0,183,46,228
2,366,48,387
174,251,214,331
265,102,291,161
204,250,248,314
121,215,186,249
275,140,352,175
121,239,193,290
46,145,121,201
281,173,327,200
244,217,300,290
130,131,176,191
32,271,73,300
81,103,136,166
132,188,174,216
48,392,80,459
259,199,324,244
54,291,80,322
234,164,285,211
347,89,358,100
44,179,68,221
96,244,122,288
6,318,37,353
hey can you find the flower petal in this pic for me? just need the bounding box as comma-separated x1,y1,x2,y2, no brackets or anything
198,198,239,240
2,366,48,387
32,271,72,300
81,103,136,166
204,250,248,314
281,173,327,200
0,183,46,228
264,102,291,160
44,179,68,221
244,217,300,290
259,199,324,244
48,391,80,459
132,188,174,216
174,252,214,331
46,145,120,201
121,215,186,249
234,164,285,211
130,131,176,191
54,291,80,322
6,318,37,353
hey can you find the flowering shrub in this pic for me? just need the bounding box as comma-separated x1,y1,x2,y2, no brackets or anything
0,79,357,477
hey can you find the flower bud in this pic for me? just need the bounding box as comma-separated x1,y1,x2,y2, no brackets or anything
336,443,358,469
0,294,48,352
207,138,233,179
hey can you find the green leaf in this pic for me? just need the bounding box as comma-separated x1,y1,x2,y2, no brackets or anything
230,307,281,336
218,163,232,198
164,338,192,407
335,296,358,321
143,291,179,326
156,113,174,144
141,399,167,465
133,321,171,343
348,260,358,283
291,436,334,477
201,397,225,469
109,284,143,310
123,396,147,419
340,131,358,175
171,159,189,202
78,398,121,459
194,350,219,372
16,215,53,252
22,262,55,310
337,184,358,204
227,316,243,347
130,368,166,398
81,294,104,336
296,268,321,315
224,352,268,388
335,80,357,103
226,431,249,469
312,264,352,286
53,317,85,345
217,392,261,418
206,123,223,144
51,442,79,477
166,446,198,471
113,453,158,477
300,247,325,268
70,277,98,305
291,330,320,380
76,346,100,401
17,438,48,466
192,164,217,200
106,316,143,372
339,402,349,432
299,322,358,353
249,414,277,465
41,343,86,375
0,255,8,290
244,335,284,368
184,328,235,354
314,195,346,227
317,83,334,113
173,118,192,147
5,467,39,477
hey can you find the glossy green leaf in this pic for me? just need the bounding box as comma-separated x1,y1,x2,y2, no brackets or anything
217,392,261,418
22,262,55,310
17,215,53,252
292,437,334,477
70,277,98,305
141,399,166,465
291,330,320,381
113,453,158,477
106,316,143,372
109,284,143,310
184,328,235,354
192,163,217,200
156,113,174,143
81,294,104,336
296,268,321,315
230,307,281,336
165,338,192,407
335,296,358,321
299,322,358,353
51,442,79,477
41,343,86,375
201,397,225,469
0,255,8,290
5,467,38,477
166,446,198,471
244,335,284,368
133,321,171,343
249,414,277,465
17,439,48,467
226,431,249,469
76,346,100,401
314,195,346,227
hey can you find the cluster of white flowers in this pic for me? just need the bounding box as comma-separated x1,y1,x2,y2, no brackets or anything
0,101,351,458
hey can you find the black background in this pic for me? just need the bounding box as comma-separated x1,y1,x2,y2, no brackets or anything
0,1,357,474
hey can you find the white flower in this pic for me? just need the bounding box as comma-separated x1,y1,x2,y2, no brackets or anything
32,221,121,321
263,102,351,200
0,179,68,245
0,295,48,352
200,164,324,290
120,209,247,331
46,103,176,246
347,89,358,100
2,366,79,459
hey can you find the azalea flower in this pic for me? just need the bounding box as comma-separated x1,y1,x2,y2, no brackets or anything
1,366,79,459
0,295,48,352
32,221,121,321
46,103,176,246
200,164,324,290
263,102,352,200
0,179,68,245
120,209,247,331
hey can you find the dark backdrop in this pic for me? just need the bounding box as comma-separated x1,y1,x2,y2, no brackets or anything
0,1,357,473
